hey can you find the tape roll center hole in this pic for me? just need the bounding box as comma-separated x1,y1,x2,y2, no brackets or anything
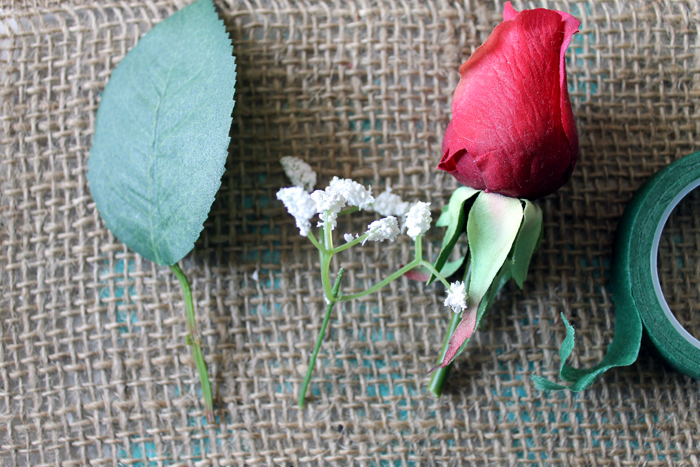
657,186,700,340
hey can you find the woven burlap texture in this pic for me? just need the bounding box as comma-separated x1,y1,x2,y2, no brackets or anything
2,0,700,465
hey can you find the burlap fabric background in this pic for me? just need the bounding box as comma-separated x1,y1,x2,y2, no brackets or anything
2,0,700,465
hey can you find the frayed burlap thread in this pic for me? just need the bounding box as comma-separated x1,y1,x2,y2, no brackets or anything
2,1,700,465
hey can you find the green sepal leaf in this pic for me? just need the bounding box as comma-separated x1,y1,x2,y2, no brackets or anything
443,262,512,366
466,192,523,306
88,0,236,266
439,256,467,279
510,200,543,288
439,192,523,366
429,187,479,284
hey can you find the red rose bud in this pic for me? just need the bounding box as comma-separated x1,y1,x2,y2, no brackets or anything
438,2,580,200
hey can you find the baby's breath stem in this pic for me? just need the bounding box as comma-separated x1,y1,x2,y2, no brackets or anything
337,259,420,301
306,231,326,253
337,206,359,217
414,235,423,260
330,233,369,254
418,261,453,290
299,268,344,408
323,210,333,250
320,251,333,300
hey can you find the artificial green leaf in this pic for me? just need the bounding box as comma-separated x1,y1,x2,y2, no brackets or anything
88,0,236,266
439,192,523,367
429,187,479,284
439,256,467,279
442,261,512,366
510,200,543,288
435,205,452,227
466,192,523,306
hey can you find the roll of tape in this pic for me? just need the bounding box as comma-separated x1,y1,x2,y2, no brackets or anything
613,151,700,379
533,151,700,391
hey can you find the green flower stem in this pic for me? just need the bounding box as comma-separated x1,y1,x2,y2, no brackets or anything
338,206,359,217
414,235,423,260
320,251,333,299
336,235,457,302
417,260,453,290
428,309,461,397
170,264,214,424
337,259,419,302
306,231,326,253
299,268,344,408
323,210,333,250
330,233,369,254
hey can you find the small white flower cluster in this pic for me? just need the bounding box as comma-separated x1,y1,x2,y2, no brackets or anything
444,281,467,313
277,157,432,241
405,202,432,239
371,187,410,217
363,216,400,245
276,187,317,237
328,177,374,210
280,156,317,192
311,177,373,230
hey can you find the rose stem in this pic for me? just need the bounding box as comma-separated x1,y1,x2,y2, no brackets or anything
170,264,214,424
427,310,460,398
299,268,344,408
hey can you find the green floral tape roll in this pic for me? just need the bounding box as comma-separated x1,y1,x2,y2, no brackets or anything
534,151,700,391
615,151,700,379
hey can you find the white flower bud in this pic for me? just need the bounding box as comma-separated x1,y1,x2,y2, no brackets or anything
328,177,374,210
310,189,346,231
276,187,317,236
363,216,400,245
280,156,317,192
444,281,467,313
371,187,410,217
405,202,431,239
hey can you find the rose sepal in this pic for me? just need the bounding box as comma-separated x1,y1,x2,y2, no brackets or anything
429,190,543,397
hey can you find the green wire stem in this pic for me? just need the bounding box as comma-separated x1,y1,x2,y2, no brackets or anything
299,268,344,408
170,264,214,424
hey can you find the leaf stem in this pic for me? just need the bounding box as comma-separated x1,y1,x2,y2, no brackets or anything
299,268,344,407
170,264,214,424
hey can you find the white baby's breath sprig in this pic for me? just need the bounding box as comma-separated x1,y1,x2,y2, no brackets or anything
328,177,374,210
344,233,358,243
276,187,317,236
280,156,317,192
310,189,346,231
370,187,410,217
405,202,432,239
363,216,400,245
444,281,467,313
